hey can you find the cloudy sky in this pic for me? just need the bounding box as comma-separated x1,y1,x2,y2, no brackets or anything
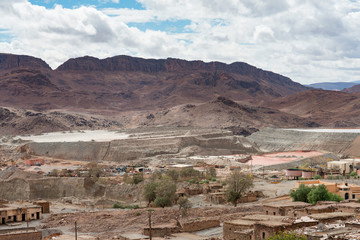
0,0,360,84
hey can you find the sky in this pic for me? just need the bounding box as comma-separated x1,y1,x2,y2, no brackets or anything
1,0,360,84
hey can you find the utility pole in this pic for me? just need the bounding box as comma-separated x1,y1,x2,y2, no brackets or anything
147,209,154,240
75,221,77,240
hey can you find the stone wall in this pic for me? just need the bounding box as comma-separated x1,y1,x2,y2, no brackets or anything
181,219,220,232
0,228,41,240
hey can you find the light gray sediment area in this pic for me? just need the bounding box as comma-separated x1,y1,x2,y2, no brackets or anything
247,128,360,155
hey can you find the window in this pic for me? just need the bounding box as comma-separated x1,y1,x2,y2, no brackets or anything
8,216,11,220
262,232,266,239
353,194,356,199
266,211,268,215
32,214,34,217
273,212,276,215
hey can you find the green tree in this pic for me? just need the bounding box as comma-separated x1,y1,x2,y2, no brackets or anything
133,172,144,184
267,231,307,240
206,167,216,180
178,196,192,216
180,168,201,180
166,170,179,182
314,175,321,179
154,177,177,208
225,171,253,207
143,181,159,206
307,184,343,204
290,184,313,203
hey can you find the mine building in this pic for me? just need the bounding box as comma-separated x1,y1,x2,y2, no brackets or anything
0,203,42,225
25,158,44,166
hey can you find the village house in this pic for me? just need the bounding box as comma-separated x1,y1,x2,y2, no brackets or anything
0,203,42,225
223,214,317,240
263,202,311,217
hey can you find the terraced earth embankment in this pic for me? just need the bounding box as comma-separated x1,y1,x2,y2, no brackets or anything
247,128,360,156
23,128,260,162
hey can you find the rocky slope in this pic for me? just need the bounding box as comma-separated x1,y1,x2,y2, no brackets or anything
121,96,320,131
266,90,360,127
0,107,121,135
343,84,360,93
0,53,51,70
0,53,308,112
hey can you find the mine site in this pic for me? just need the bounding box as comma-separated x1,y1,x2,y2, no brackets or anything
2,1,360,240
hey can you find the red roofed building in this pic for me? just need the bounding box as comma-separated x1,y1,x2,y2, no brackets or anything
26,158,43,166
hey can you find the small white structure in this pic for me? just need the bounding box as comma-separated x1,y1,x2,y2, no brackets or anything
327,161,351,174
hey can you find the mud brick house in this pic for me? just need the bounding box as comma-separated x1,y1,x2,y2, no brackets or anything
309,212,354,223
263,202,311,217
337,202,360,213
33,200,50,214
223,214,317,240
0,203,42,225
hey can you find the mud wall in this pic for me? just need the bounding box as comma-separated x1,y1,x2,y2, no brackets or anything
248,128,359,155
0,177,106,201
0,178,30,200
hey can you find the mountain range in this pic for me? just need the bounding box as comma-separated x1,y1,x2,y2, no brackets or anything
0,53,359,135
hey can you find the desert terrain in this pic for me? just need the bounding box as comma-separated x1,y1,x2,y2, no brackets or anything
1,53,360,240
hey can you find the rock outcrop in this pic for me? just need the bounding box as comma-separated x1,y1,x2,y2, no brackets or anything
0,53,51,70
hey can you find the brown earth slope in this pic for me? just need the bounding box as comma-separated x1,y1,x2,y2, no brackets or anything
343,84,360,93
121,96,320,130
266,89,360,127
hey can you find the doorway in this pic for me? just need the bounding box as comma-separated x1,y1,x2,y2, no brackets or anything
22,214,26,221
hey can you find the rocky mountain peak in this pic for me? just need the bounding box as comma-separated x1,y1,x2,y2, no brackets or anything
0,53,51,70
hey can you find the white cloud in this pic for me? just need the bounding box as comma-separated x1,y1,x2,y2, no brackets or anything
0,0,360,84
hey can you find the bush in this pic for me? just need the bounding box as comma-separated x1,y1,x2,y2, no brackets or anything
351,171,357,177
267,231,307,240
112,202,139,209
199,180,209,184
188,179,199,184
132,173,144,184
314,175,321,179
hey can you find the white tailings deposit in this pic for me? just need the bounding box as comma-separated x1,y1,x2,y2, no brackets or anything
285,129,360,133
15,130,130,143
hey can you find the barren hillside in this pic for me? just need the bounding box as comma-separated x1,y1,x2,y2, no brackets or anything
266,89,360,127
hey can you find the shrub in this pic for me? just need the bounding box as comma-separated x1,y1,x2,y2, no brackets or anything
314,175,321,179
112,202,139,209
267,231,307,240
351,171,357,177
